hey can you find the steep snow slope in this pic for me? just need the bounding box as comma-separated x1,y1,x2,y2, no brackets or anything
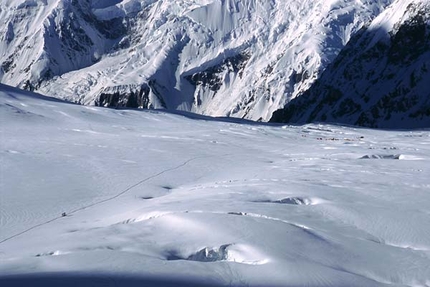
271,0,430,128
0,0,393,120
1,84,430,286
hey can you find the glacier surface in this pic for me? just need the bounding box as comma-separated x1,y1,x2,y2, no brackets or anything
1,84,430,286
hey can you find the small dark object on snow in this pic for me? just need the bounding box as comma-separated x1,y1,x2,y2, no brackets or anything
61,212,67,217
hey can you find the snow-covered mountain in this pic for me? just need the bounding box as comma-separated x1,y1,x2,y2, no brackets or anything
0,0,393,121
271,0,430,128
2,83,430,286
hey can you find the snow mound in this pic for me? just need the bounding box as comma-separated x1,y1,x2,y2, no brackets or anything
168,244,268,265
35,250,69,257
186,244,230,262
121,211,172,224
254,197,323,205
360,154,404,159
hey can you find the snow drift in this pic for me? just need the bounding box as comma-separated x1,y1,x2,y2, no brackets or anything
1,84,430,286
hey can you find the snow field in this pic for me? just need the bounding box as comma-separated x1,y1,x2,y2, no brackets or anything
0,84,430,286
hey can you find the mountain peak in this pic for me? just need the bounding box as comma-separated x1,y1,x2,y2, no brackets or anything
0,0,393,120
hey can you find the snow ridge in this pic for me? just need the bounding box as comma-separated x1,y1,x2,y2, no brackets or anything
271,0,430,128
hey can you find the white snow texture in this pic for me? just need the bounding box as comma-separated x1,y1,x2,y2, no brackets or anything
1,84,430,286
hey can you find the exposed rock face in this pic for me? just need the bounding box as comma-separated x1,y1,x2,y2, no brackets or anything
271,0,430,129
185,52,251,116
0,0,393,120
95,84,160,109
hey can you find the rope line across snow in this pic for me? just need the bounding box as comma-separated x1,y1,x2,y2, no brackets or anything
0,155,214,245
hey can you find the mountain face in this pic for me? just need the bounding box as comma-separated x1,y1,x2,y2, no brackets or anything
0,0,393,121
271,0,430,128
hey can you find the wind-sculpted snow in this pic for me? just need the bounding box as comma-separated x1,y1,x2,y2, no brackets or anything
1,84,430,286
0,0,393,120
